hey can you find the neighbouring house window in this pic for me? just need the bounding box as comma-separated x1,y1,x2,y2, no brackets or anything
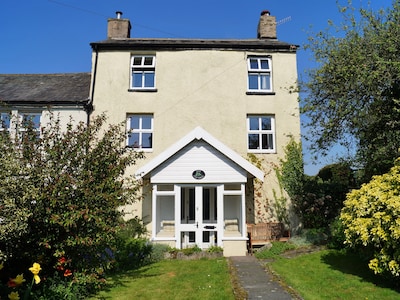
247,115,275,153
19,113,41,139
131,56,156,90
127,114,153,150
247,57,272,92
0,113,10,132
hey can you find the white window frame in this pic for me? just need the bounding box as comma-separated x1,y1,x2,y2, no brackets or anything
126,114,153,151
247,57,272,93
247,115,276,153
130,55,156,90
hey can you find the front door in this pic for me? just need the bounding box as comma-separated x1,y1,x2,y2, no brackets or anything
179,186,218,249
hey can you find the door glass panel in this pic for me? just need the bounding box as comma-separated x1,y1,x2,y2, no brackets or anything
188,189,195,221
188,232,195,243
203,231,210,243
203,189,210,221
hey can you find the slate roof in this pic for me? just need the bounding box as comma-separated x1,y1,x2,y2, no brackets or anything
0,73,91,106
91,38,298,52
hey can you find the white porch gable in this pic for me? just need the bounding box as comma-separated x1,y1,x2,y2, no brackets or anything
135,126,264,182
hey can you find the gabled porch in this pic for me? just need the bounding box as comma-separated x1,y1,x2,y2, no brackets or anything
135,127,264,256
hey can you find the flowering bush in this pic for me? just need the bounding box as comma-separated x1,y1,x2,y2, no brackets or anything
0,114,144,297
341,159,400,277
0,262,41,300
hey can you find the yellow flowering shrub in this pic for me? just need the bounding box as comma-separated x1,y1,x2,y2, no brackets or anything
341,159,400,277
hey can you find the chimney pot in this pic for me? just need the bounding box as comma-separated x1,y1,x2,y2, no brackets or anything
116,11,123,19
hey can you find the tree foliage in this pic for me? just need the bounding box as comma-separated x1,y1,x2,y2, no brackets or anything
0,114,143,294
302,0,400,181
341,159,400,278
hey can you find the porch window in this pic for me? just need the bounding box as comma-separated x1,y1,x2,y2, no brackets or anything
247,115,276,153
155,195,175,238
223,195,242,237
126,114,153,151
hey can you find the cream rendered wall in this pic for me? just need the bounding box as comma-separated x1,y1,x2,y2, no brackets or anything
91,48,300,226
41,108,88,127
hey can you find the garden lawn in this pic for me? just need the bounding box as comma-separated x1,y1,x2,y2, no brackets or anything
269,249,400,300
90,258,235,300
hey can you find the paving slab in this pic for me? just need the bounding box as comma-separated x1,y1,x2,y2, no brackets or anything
230,256,301,300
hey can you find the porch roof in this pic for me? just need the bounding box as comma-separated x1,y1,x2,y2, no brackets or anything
135,127,264,182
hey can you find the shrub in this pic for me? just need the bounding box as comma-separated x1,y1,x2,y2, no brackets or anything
255,242,296,259
327,217,347,250
0,114,144,295
150,243,170,262
181,245,202,256
341,159,400,277
114,238,152,271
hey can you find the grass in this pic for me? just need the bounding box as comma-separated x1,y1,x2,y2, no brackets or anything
90,258,235,300
269,249,400,300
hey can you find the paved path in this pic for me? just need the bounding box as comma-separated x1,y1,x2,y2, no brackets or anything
229,256,301,300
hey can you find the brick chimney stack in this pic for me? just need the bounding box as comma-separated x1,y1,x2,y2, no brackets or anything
107,11,131,39
257,10,276,39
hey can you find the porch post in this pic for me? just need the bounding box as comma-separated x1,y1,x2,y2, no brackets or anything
174,185,181,249
217,184,224,246
241,183,246,238
151,184,157,240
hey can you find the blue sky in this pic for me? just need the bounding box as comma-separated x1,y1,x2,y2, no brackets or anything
0,0,394,175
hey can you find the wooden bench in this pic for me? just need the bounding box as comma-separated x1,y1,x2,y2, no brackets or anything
247,222,290,253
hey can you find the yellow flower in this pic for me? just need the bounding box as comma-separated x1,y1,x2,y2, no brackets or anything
13,274,26,286
29,262,41,284
29,262,41,275
8,291,20,300
0,261,4,270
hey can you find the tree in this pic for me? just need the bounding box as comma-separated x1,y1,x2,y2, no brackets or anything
340,159,400,278
0,113,144,294
302,0,400,181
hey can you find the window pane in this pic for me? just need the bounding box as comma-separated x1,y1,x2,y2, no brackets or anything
133,72,143,87
261,117,271,130
144,72,155,87
142,133,152,148
249,117,259,130
260,74,271,90
262,134,274,149
249,59,258,70
22,114,40,129
133,57,142,65
128,133,140,148
142,116,152,129
144,57,153,65
248,74,258,90
1,113,10,129
248,134,259,149
129,116,140,129
260,59,269,70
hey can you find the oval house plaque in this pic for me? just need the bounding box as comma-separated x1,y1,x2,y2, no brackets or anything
192,170,205,180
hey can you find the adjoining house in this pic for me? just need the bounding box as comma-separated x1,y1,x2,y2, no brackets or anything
90,10,300,256
0,73,91,133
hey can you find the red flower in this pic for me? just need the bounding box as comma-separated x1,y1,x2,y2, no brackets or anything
58,257,67,264
7,279,16,288
64,269,72,277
